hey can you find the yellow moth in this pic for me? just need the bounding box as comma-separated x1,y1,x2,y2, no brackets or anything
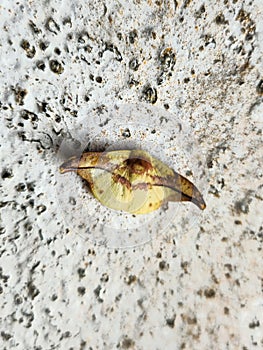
59,149,206,214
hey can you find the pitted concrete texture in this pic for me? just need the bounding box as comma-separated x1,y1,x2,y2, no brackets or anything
0,1,262,349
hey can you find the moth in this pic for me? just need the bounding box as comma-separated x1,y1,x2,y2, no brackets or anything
59,149,206,214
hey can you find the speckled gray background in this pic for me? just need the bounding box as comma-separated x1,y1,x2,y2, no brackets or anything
0,0,262,349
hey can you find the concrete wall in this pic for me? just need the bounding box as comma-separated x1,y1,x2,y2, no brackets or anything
0,0,262,349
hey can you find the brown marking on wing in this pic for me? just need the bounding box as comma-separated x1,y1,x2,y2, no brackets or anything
124,158,153,175
80,152,118,173
132,182,151,191
112,173,131,190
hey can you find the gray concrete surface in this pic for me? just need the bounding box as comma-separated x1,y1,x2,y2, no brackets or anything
0,0,262,349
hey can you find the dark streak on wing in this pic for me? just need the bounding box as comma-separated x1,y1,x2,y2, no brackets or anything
76,165,114,173
60,165,114,174
74,160,119,174
112,173,131,189
153,180,205,209
132,182,150,190
150,174,206,210
152,183,193,200
148,174,184,192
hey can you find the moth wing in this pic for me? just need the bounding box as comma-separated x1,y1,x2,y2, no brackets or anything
89,167,133,212
131,184,165,214
152,173,206,210
149,154,206,210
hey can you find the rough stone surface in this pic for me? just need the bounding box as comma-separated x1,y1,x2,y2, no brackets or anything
0,1,262,349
